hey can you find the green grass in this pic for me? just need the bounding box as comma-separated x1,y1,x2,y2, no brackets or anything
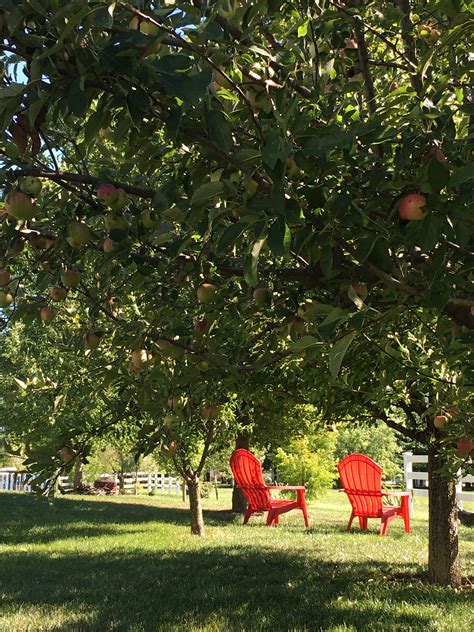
0,490,472,631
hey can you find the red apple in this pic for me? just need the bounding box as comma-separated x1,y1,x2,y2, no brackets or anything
434,415,448,429
97,183,118,206
0,269,11,287
389,81,399,91
0,291,13,308
197,283,217,304
5,191,36,220
202,404,220,420
61,269,80,288
456,437,474,456
49,287,67,302
40,306,56,323
194,318,209,335
103,237,115,253
398,193,426,221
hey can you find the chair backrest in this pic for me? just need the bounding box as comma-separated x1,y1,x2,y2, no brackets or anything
338,453,383,517
229,449,271,511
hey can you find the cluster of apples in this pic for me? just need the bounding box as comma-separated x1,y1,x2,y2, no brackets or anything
433,407,473,457
417,22,441,44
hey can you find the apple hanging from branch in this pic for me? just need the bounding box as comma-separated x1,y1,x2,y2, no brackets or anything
398,194,426,221
5,191,36,220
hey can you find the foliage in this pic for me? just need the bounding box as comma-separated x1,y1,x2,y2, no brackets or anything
335,422,402,482
0,0,472,567
275,429,337,498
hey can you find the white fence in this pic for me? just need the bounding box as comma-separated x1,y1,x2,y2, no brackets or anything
0,468,181,496
403,452,474,511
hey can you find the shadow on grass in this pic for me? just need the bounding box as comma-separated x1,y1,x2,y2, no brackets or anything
0,547,467,631
0,493,234,545
0,494,470,631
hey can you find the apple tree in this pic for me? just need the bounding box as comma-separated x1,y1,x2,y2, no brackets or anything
0,0,473,581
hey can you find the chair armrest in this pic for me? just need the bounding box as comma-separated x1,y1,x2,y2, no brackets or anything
266,485,306,491
382,491,411,497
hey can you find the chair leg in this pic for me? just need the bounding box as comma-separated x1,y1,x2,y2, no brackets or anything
380,517,389,536
401,498,411,534
299,491,309,528
347,511,355,530
266,510,275,527
359,516,368,530
243,508,253,525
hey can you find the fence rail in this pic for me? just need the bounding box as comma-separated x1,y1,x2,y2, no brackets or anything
0,469,181,495
403,452,473,512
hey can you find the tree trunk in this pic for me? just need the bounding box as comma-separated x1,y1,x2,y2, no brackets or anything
427,442,461,587
187,476,205,536
73,458,84,490
232,432,249,513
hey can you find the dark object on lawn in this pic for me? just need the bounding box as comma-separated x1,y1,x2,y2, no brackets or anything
94,476,119,495
458,507,474,527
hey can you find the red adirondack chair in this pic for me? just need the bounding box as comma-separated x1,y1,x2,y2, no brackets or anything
230,449,309,527
338,453,411,536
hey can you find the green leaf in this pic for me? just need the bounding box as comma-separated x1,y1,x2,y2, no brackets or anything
191,182,226,207
329,333,355,379
421,215,444,251
449,163,474,187
205,110,233,153
68,80,88,117
290,335,320,351
320,244,333,278
267,218,290,256
218,222,246,251
243,237,266,286
427,159,450,192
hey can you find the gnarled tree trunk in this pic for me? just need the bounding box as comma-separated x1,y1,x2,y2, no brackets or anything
187,476,205,536
232,432,249,513
427,442,461,587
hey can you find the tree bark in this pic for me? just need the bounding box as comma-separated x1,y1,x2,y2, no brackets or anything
73,458,84,490
427,442,461,587
232,432,249,513
187,476,205,536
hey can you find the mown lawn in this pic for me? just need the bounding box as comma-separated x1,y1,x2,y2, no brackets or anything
0,490,472,631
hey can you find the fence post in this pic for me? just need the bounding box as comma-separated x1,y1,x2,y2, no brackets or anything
455,470,463,510
403,452,414,516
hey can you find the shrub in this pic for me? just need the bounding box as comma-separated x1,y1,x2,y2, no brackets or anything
274,432,337,498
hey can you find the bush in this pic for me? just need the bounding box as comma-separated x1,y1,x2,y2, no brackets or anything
274,432,337,499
